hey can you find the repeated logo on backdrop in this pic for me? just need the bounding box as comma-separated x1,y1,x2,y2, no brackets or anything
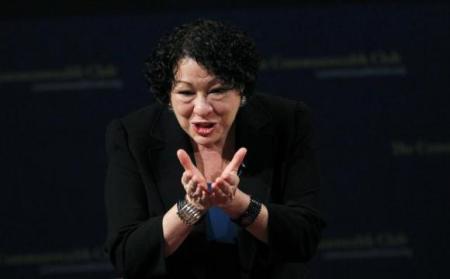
1,5,449,279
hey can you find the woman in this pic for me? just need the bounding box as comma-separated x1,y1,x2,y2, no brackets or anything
105,19,325,279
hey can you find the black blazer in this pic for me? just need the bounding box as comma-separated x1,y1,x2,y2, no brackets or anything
104,94,325,279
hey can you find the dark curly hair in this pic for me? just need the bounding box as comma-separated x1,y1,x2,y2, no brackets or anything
144,19,260,104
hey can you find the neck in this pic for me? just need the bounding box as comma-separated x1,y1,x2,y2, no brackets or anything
192,126,235,181
192,125,235,160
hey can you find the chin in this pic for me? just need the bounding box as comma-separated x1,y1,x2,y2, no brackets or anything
191,134,221,147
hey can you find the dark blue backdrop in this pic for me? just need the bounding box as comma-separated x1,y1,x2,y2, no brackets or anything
1,4,449,278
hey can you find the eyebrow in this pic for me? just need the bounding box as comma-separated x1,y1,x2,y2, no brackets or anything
173,78,223,87
173,80,192,86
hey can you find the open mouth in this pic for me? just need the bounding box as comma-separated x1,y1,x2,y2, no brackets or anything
192,122,216,136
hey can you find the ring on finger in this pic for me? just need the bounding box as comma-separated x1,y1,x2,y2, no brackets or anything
186,180,195,194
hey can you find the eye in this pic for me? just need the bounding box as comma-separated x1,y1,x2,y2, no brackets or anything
178,90,195,96
209,87,230,94
172,90,195,102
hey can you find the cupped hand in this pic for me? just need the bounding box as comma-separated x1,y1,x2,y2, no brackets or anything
210,147,247,207
177,149,210,210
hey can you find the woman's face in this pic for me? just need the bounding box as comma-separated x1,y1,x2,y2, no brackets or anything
170,57,242,148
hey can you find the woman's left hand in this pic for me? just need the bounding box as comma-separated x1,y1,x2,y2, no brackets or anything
210,147,247,207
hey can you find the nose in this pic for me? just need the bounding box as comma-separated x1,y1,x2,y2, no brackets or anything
193,95,213,116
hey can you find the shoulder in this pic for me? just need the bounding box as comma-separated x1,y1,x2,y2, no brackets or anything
121,102,165,132
248,94,315,152
107,102,165,138
105,102,166,151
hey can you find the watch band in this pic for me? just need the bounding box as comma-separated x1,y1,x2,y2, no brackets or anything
231,197,262,228
177,199,203,225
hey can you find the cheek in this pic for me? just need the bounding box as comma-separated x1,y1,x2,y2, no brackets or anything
172,104,194,127
176,107,191,118
218,105,240,126
171,98,192,115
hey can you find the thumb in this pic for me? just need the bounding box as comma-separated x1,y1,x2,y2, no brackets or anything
223,147,247,174
177,149,194,171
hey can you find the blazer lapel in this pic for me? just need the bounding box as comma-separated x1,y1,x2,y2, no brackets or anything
147,109,194,211
236,100,274,204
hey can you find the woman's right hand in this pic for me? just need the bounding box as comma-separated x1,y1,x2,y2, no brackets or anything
177,149,210,211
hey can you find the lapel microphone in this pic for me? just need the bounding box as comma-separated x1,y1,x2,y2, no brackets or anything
238,162,246,177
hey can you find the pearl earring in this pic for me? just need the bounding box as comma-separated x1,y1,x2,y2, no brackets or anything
240,96,247,107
